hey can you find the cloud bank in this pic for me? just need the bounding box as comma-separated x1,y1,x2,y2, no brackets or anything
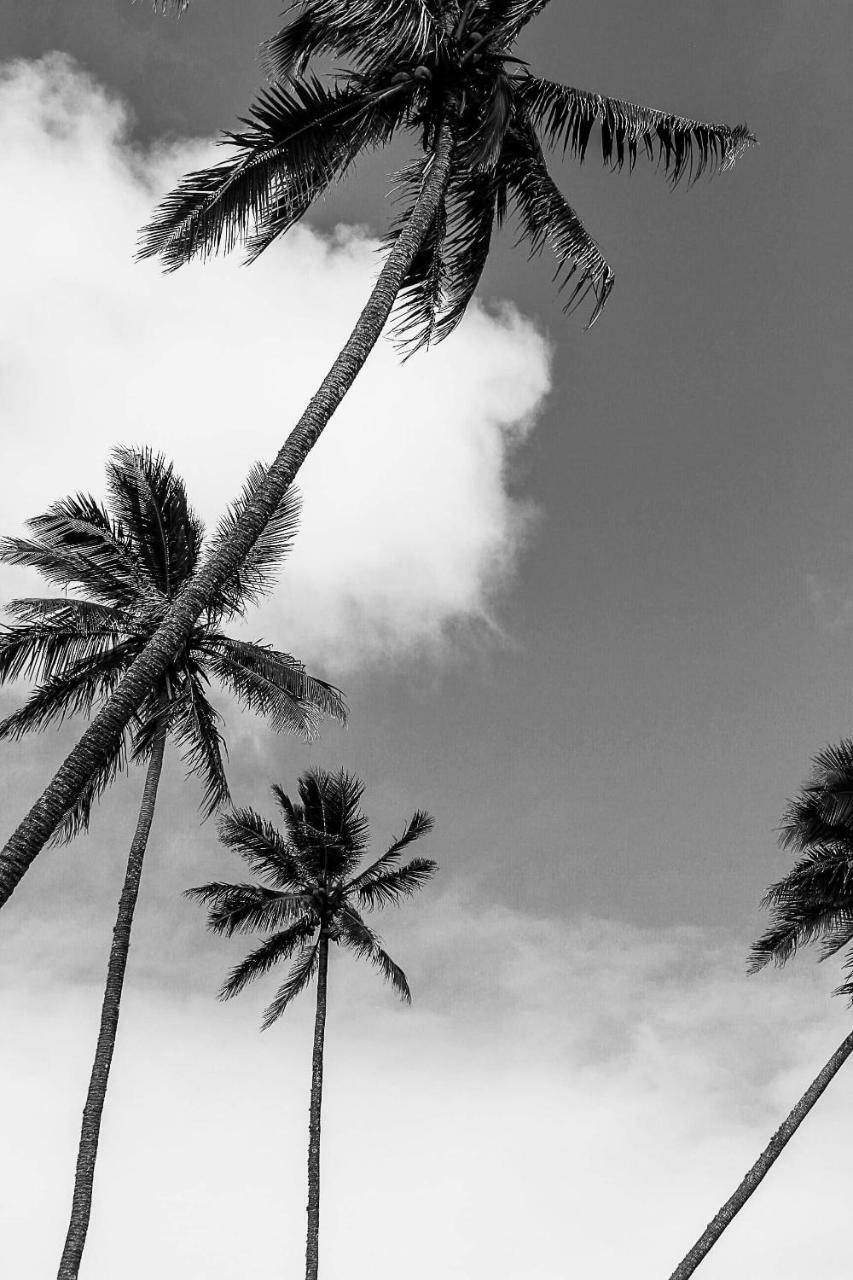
0,53,551,673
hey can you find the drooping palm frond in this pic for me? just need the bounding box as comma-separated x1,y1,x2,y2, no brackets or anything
219,919,318,1002
50,733,131,846
217,807,308,888
212,465,302,614
0,618,129,685
168,668,229,816
0,644,137,739
336,905,412,1001
780,742,853,849
502,123,614,324
516,77,755,184
201,636,346,738
261,937,321,1028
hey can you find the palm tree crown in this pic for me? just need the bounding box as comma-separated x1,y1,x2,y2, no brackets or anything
750,740,853,996
188,767,437,1027
140,0,754,347
0,448,346,838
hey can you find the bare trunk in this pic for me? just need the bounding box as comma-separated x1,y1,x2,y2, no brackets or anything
0,108,459,911
667,1026,853,1279
56,733,166,1279
305,936,329,1280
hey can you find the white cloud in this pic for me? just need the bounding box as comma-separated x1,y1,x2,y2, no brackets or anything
3,899,852,1279
0,53,550,673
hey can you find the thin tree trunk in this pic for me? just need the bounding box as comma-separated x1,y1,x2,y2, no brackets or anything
667,1026,853,1280
56,732,167,1279
0,109,459,912
305,936,329,1280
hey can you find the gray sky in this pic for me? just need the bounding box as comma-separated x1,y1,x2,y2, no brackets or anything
2,2,853,1277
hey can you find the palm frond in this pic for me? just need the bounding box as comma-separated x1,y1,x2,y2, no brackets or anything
168,669,230,816
502,121,614,324
336,906,412,1001
106,447,204,597
50,731,130,845
185,881,312,936
261,937,321,1028
298,767,369,863
0,643,138,739
516,76,755,184
211,466,302,614
351,856,438,910
262,0,439,79
781,741,853,849
1,497,143,608
218,918,317,1002
749,845,853,974
217,806,309,888
138,78,400,269
347,810,435,891
202,635,346,738
0,619,128,686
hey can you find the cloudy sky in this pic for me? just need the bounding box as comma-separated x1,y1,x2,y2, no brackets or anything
2,1,853,1276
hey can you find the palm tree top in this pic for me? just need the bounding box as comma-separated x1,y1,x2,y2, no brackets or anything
0,448,346,838
187,767,437,1028
750,740,853,1000
139,0,754,346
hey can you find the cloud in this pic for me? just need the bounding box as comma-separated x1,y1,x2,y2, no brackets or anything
0,53,551,674
3,896,851,1279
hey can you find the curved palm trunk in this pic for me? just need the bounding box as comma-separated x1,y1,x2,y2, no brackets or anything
56,731,167,1280
667,1026,853,1279
306,936,329,1280
0,109,459,911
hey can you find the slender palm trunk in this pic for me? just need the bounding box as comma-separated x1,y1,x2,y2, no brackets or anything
305,936,329,1280
667,1026,853,1279
56,732,167,1280
0,109,459,912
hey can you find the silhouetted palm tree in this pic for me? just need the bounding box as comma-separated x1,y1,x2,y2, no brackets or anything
188,767,436,1280
668,740,853,1280
0,0,755,902
0,447,345,1280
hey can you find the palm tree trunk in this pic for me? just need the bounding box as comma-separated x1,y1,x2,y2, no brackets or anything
0,108,459,912
305,936,329,1280
56,731,167,1280
667,1025,853,1279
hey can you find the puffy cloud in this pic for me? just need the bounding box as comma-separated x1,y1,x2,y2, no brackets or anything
0,53,550,673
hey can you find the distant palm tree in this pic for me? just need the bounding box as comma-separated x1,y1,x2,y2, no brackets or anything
188,767,436,1280
0,0,756,903
668,740,853,1280
0,447,345,1280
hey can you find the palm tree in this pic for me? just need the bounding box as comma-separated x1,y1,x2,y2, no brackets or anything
187,767,436,1280
0,447,346,1280
667,740,853,1280
0,0,755,903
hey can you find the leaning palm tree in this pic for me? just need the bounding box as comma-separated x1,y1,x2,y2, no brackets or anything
0,447,345,1280
188,767,436,1280
667,740,853,1279
0,0,755,902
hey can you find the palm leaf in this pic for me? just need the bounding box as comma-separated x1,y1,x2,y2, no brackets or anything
0,643,138,739
502,121,614,324
347,810,435,891
168,669,230,816
106,446,204,597
210,465,302,614
202,635,346,737
262,0,438,79
261,937,321,1027
0,619,128,685
218,918,317,1002
185,881,312,936
516,76,755,184
336,905,412,1002
351,856,437,910
217,806,309,888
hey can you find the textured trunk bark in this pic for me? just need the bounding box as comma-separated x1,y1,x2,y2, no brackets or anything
56,732,167,1280
667,1025,853,1279
0,110,458,911
305,936,329,1280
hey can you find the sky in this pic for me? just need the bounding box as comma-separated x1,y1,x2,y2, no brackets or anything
2,1,853,1276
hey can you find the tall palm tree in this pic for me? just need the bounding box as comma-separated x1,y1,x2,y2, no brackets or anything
187,767,436,1280
667,740,853,1280
0,447,346,1280
0,0,755,902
